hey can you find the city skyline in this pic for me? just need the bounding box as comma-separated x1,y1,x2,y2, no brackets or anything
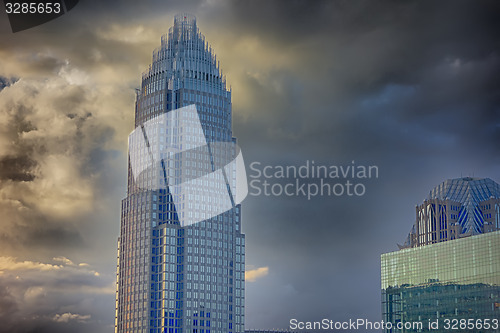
0,1,499,332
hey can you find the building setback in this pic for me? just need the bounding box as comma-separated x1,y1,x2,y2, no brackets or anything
381,177,500,333
115,14,245,333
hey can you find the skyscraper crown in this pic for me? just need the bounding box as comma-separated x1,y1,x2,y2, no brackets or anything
427,177,500,202
401,177,500,248
427,177,500,235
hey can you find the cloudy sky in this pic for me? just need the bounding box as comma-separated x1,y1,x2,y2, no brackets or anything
0,0,499,332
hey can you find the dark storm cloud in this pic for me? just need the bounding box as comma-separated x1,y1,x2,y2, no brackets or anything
0,155,37,181
0,283,18,322
213,1,500,329
227,0,500,156
0,257,113,333
0,76,18,90
0,69,125,258
0,3,143,330
22,53,66,76
0,197,85,257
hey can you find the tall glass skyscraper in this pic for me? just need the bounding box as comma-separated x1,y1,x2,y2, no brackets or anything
381,177,500,333
115,14,246,333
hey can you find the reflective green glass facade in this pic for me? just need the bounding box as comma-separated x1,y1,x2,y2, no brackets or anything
381,231,500,333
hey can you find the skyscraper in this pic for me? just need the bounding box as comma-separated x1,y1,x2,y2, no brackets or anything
381,177,500,333
115,14,246,333
400,177,500,249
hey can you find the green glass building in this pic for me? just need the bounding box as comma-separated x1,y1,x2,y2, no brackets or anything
381,230,500,332
381,177,500,332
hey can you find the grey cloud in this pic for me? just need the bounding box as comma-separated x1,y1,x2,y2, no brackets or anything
0,155,37,181
0,257,113,333
0,63,128,257
0,284,19,326
222,1,500,330
0,76,18,90
0,25,132,327
0,200,85,257
231,0,500,164
23,53,66,76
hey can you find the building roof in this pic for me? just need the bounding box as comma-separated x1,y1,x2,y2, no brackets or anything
427,177,500,202
427,177,500,235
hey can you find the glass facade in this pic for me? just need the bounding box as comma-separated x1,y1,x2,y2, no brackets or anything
116,14,245,333
381,231,500,333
